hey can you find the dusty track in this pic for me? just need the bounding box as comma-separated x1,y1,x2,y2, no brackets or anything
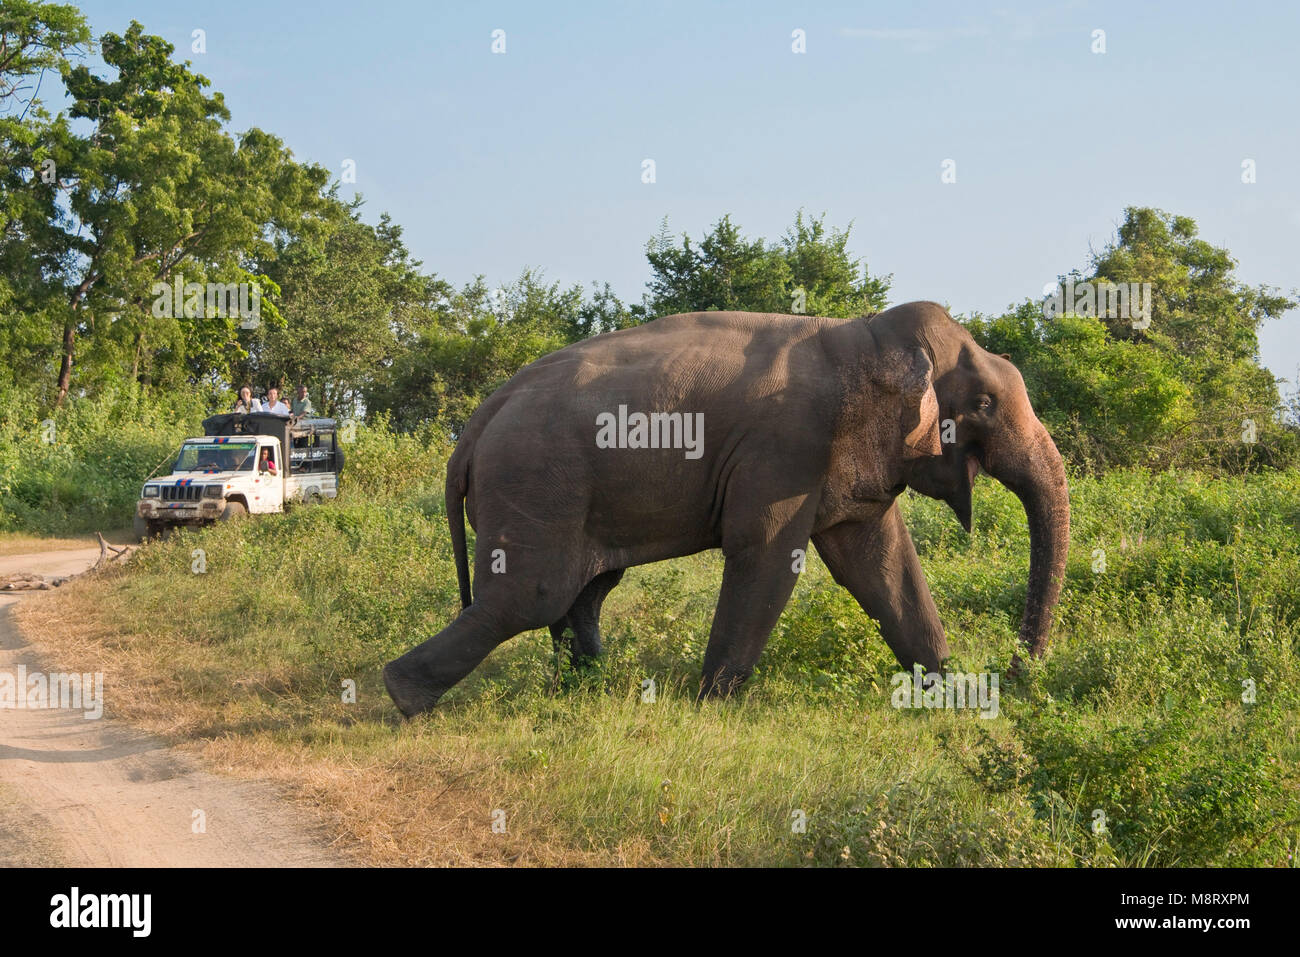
0,547,344,867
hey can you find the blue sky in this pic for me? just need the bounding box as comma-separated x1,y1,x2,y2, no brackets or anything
77,0,1300,386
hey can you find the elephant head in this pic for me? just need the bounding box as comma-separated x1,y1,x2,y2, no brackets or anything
871,302,1070,658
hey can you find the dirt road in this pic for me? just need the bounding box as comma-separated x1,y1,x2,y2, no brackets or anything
0,546,345,867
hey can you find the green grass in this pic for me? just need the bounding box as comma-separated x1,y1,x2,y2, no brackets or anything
40,462,1299,867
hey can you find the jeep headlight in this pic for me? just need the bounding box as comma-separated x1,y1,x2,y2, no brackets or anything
203,485,223,499
142,485,160,498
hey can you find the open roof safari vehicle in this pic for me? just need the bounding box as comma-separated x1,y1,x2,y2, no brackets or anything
134,412,344,540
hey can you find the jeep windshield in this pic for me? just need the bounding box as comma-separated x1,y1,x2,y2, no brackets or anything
174,441,257,473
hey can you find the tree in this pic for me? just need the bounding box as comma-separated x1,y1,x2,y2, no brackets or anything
254,204,449,416
55,23,332,402
965,208,1297,471
366,271,592,432
0,2,91,394
0,18,332,405
0,2,89,108
638,211,890,319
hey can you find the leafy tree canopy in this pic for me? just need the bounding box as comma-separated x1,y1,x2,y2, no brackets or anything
965,207,1297,471
638,210,890,319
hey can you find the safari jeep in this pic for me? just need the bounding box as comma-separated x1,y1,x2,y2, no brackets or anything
134,412,344,540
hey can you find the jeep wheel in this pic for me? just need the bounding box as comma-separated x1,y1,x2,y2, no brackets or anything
219,501,248,522
132,513,149,543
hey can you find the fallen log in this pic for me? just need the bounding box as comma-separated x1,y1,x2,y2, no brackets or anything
93,531,132,570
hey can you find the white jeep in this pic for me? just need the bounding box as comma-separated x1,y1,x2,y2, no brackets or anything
134,413,343,540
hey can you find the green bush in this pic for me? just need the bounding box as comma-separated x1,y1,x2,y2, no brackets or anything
0,385,207,534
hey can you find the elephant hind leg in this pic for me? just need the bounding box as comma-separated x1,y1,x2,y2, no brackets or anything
384,604,511,717
551,568,626,664
385,571,586,717
568,568,625,660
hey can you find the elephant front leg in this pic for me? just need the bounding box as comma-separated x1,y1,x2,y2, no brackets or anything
811,502,949,673
699,513,814,699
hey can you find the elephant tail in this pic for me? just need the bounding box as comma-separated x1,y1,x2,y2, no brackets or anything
447,453,472,610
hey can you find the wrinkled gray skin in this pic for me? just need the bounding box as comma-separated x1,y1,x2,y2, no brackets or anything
384,301,1070,717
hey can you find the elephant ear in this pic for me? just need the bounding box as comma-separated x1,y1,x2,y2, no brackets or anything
893,347,942,459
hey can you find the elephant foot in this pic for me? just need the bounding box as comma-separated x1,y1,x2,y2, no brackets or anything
383,660,443,718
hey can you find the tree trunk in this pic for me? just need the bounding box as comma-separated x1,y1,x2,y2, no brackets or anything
55,320,75,408
131,330,143,381
56,272,98,407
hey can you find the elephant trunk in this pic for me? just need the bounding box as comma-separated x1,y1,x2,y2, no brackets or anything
984,419,1070,658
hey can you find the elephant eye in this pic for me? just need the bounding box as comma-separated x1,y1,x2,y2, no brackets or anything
973,395,992,412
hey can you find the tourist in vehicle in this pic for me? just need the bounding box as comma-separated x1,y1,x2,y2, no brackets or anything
291,384,315,419
258,447,277,475
262,386,289,416
233,385,258,413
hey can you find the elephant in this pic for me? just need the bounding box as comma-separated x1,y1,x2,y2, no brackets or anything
383,301,1070,717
